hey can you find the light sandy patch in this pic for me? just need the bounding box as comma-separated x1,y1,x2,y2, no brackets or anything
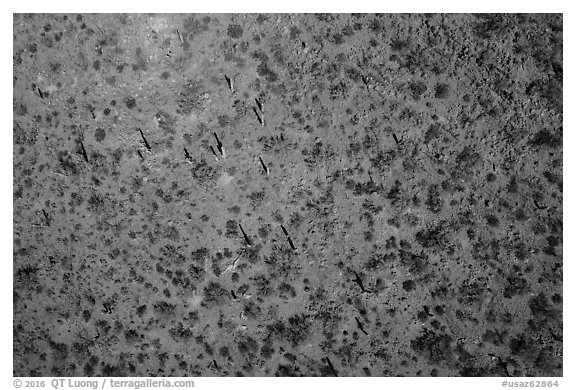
217,172,234,187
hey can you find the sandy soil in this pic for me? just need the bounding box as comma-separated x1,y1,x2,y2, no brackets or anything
13,13,562,377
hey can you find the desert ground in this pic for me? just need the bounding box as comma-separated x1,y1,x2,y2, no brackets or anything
13,13,562,376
